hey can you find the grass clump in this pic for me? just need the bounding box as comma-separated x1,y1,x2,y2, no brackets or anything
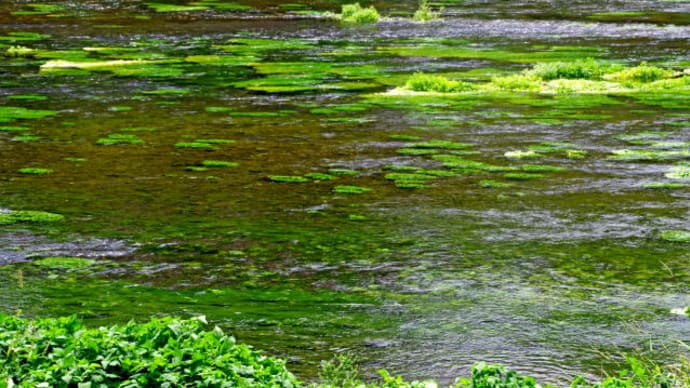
413,0,442,22
0,315,299,387
0,210,64,225
18,167,53,175
340,3,380,23
405,73,475,93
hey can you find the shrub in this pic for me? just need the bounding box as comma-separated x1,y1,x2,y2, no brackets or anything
340,3,380,23
527,58,611,81
405,73,475,93
0,314,299,387
413,0,442,22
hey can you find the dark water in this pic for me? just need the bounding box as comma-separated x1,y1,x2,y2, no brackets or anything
0,0,689,385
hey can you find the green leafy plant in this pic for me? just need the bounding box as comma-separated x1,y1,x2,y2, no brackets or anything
527,58,612,81
340,3,380,23
609,62,675,83
0,315,300,387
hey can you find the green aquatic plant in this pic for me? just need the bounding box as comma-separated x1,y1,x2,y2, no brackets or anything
0,315,299,387
504,172,544,180
304,173,337,181
608,62,675,83
18,167,53,175
479,180,514,188
33,257,96,269
333,185,372,194
504,150,542,160
4,45,37,57
408,140,473,150
527,58,612,81
665,163,690,180
660,230,690,243
609,149,690,161
11,134,41,142
202,160,239,168
642,182,688,189
520,164,565,173
340,3,380,23
0,210,64,225
413,0,442,22
0,106,57,123
328,168,359,176
405,73,475,93
145,2,208,12
0,32,50,42
0,126,29,132
96,133,144,145
269,175,310,183
176,142,218,150
397,148,439,156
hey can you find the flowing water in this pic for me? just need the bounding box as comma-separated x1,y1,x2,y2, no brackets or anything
0,0,689,385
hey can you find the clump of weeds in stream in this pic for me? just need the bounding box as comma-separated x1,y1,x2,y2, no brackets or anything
413,0,442,22
0,210,64,225
18,167,53,175
339,3,380,23
405,73,475,93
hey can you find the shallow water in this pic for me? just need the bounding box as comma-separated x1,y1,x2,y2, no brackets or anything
1,0,689,385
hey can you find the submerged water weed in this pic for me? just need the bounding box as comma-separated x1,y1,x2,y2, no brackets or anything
270,175,310,183
408,140,473,150
504,172,544,180
504,150,542,160
33,257,96,269
96,134,144,145
18,167,53,175
0,315,299,387
385,173,436,189
643,182,688,189
397,148,439,156
333,185,372,194
339,3,380,23
176,139,234,150
413,0,442,22
608,62,676,83
520,164,565,173
665,163,690,180
479,180,514,188
405,73,475,93
0,210,64,225
328,169,359,176
609,149,690,161
0,107,57,123
526,58,613,81
202,160,239,168
304,173,337,181
5,46,37,57
144,2,208,12
660,230,690,243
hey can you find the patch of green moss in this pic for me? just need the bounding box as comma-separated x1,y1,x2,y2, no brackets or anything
0,210,64,225
332,185,372,194
269,176,310,183
0,126,29,132
18,168,53,175
33,257,96,269
97,134,144,145
397,148,439,156
660,230,690,243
